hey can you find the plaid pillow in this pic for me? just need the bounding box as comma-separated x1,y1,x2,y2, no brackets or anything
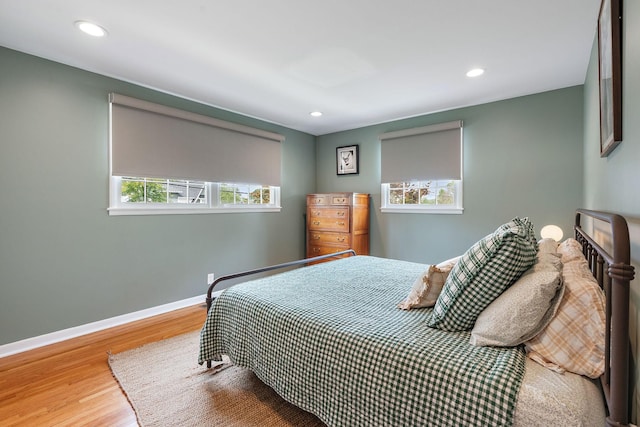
427,217,538,331
525,243,606,378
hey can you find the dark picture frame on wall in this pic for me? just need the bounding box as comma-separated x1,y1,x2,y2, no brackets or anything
336,145,359,175
597,0,623,157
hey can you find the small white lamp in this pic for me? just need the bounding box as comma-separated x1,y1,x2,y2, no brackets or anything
540,225,563,242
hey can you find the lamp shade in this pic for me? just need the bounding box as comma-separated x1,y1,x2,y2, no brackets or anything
540,225,563,242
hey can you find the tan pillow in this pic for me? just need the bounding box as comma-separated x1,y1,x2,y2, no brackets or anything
557,238,584,263
397,257,460,310
525,256,606,378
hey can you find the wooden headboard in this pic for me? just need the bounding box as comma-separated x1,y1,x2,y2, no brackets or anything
574,209,635,427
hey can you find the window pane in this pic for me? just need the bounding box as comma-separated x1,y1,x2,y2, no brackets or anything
236,187,249,204
249,185,270,204
145,178,167,203
167,180,207,204
186,182,207,204
120,177,146,203
404,183,419,204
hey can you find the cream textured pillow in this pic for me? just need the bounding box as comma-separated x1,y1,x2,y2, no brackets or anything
525,255,606,378
471,240,563,347
538,237,559,254
470,269,563,347
397,260,457,310
532,253,562,272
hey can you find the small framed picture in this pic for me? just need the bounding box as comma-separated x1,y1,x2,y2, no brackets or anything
336,145,359,175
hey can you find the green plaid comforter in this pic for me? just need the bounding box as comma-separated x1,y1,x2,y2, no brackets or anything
199,256,525,427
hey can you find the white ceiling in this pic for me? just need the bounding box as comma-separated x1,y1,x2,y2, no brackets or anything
0,0,601,136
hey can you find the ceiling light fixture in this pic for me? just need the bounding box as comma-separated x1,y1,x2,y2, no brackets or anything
310,111,323,117
75,21,108,37
466,68,484,78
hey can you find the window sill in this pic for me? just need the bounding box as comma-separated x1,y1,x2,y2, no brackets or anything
108,206,282,216
380,207,463,215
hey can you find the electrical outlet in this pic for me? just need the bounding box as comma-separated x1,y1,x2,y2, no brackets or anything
207,273,214,285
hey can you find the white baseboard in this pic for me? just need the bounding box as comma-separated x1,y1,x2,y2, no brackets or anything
0,291,221,359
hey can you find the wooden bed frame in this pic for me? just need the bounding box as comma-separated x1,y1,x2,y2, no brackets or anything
205,210,635,427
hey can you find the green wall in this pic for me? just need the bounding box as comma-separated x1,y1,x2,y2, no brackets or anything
0,47,316,345
583,0,640,419
317,87,585,263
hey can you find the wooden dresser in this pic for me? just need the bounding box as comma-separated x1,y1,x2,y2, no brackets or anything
306,193,370,262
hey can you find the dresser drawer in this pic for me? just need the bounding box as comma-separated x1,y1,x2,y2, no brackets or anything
307,244,351,257
307,195,329,206
308,231,351,246
308,207,349,219
308,216,349,232
331,195,351,205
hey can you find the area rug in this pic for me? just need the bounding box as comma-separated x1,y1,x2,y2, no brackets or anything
108,331,325,426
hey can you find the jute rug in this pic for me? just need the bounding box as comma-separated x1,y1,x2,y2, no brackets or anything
109,331,325,426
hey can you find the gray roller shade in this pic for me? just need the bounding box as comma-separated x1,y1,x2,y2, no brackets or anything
380,120,462,183
109,94,284,186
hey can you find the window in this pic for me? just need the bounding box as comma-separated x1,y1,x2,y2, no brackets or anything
108,93,284,215
110,177,279,215
381,180,462,213
120,177,207,204
380,121,463,214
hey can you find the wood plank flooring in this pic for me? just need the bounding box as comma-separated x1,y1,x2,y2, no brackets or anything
0,304,207,426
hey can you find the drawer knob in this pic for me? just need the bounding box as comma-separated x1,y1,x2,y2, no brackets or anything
337,211,345,216
337,221,345,226
337,237,345,242
313,221,320,225
314,235,320,240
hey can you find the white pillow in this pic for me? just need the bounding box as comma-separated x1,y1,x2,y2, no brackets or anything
397,256,460,310
538,237,559,254
435,255,462,270
470,269,563,347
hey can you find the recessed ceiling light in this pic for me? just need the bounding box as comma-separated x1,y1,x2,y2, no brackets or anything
75,21,108,37
466,68,484,78
310,111,323,117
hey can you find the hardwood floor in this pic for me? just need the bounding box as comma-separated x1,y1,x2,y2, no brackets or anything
0,304,207,426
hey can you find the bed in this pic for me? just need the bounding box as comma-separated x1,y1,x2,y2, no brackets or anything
199,209,635,427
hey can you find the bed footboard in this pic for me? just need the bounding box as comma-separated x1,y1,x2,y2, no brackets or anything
205,249,356,311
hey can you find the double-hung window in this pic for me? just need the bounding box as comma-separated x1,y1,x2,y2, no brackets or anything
380,120,463,214
108,94,283,215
